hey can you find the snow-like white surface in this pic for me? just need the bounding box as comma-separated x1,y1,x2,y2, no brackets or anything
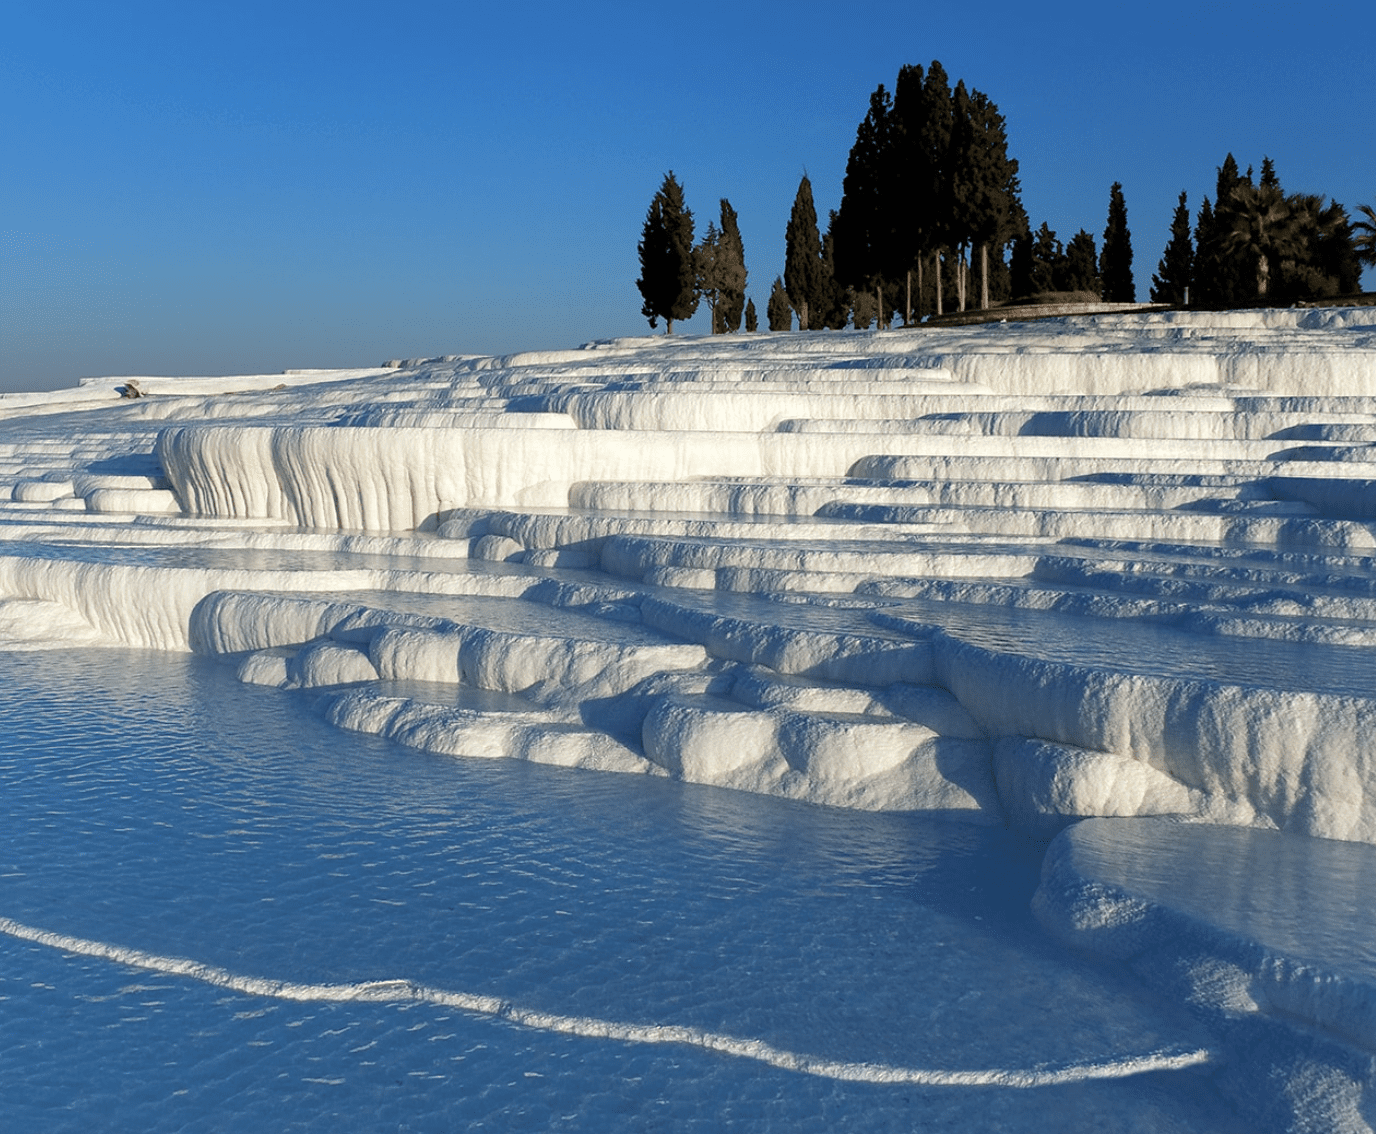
2,311,1376,825
4,309,1376,1130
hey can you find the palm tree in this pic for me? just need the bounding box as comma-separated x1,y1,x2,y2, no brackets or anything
1354,200,1376,271
1223,183,1304,299
1279,194,1362,299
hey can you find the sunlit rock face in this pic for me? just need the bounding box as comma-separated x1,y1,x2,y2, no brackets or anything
3,308,1376,833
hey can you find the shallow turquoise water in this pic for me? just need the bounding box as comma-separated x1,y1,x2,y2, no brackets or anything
0,649,1243,1132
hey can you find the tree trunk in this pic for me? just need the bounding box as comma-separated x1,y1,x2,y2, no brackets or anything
917,257,924,320
980,244,989,310
957,252,967,313
935,252,943,316
906,270,912,326
1258,253,1269,298
666,319,674,335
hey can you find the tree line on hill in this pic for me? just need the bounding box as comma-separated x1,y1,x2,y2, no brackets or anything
636,62,1376,333
1150,156,1368,306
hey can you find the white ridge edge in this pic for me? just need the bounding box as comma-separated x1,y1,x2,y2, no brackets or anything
0,915,1213,1086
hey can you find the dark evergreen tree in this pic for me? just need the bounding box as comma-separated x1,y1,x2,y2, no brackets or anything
1030,222,1062,294
1060,229,1101,295
695,201,748,335
635,172,697,333
946,80,978,311
766,276,792,331
693,221,725,333
784,174,827,330
1215,156,1254,304
1259,156,1280,191
819,211,852,329
833,83,895,311
888,64,927,321
717,199,748,332
987,245,1013,303
1151,191,1194,304
1100,182,1135,301
1193,196,1220,306
836,59,1023,316
1009,231,1035,298
1194,155,1250,307
964,87,1024,309
744,297,758,333
918,61,954,314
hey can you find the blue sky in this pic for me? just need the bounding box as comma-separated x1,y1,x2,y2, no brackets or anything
2,0,1371,391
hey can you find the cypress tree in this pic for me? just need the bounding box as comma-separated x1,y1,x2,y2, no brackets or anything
1060,229,1101,295
635,172,697,333
1100,182,1135,302
717,199,748,333
692,202,747,335
1214,155,1251,305
693,221,724,333
878,61,949,317
890,63,930,320
1214,153,1247,203
744,297,758,333
767,277,792,331
838,60,1024,317
946,80,979,311
1195,155,1250,307
963,87,1023,309
833,83,894,307
819,211,852,329
1009,231,1035,298
918,62,954,314
1151,191,1194,304
1193,196,1220,306
785,174,826,330
1030,222,1061,294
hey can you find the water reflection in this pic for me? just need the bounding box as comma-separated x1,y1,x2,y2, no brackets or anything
1064,818,1376,977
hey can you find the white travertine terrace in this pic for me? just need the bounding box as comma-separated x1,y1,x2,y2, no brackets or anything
0,308,1374,835
7,306,1376,1130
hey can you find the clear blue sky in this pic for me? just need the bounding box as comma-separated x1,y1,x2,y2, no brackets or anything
2,0,1372,391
